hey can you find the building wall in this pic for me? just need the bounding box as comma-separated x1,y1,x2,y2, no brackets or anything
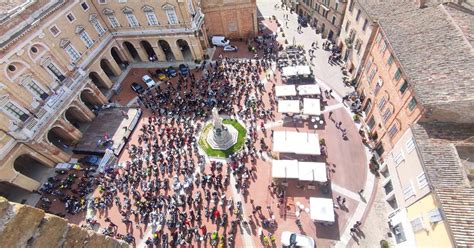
0,0,206,193
337,0,374,75
406,193,453,248
298,0,347,41
357,27,423,157
201,0,258,40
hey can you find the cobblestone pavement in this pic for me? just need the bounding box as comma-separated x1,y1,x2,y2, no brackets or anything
352,179,394,248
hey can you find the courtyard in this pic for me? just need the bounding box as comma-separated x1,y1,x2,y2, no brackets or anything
34,3,376,248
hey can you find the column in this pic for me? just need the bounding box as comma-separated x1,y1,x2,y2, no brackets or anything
171,43,184,61
152,45,166,62
106,57,123,76
73,99,96,122
12,173,41,192
55,117,83,143
97,71,114,88
32,139,71,163
135,46,151,62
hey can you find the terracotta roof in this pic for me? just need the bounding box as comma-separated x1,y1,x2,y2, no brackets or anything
360,0,474,106
411,123,474,247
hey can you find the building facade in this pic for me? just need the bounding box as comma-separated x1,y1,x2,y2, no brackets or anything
297,0,348,41
0,0,207,196
337,0,374,75
201,0,258,40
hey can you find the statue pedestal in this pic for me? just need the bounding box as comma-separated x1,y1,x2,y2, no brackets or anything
206,124,238,150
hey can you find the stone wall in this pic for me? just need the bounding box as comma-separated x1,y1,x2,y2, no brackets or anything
0,197,129,248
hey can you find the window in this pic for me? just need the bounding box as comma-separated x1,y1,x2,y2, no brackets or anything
145,11,159,26
417,173,428,189
367,116,376,129
362,19,368,31
335,3,338,11
118,0,127,2
349,0,354,12
365,58,373,73
393,150,404,165
388,123,398,138
399,81,408,94
8,65,16,72
380,41,387,54
66,13,76,22
410,217,424,232
368,67,377,82
408,97,417,111
394,68,402,81
403,184,414,200
98,0,107,4
27,80,48,100
188,0,195,15
374,78,383,95
81,2,89,10
345,21,350,32
322,9,329,18
331,16,336,25
46,63,65,81
79,31,94,48
323,0,330,6
382,108,392,123
429,209,443,223
5,102,29,122
65,44,80,62
125,13,139,27
91,18,106,35
107,15,120,28
363,99,372,114
375,33,382,44
355,40,362,55
387,55,394,65
356,9,361,21
406,138,415,153
378,96,387,110
165,8,178,24
49,25,61,37
31,46,38,53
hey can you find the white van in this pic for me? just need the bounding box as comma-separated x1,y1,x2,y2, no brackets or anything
211,36,230,47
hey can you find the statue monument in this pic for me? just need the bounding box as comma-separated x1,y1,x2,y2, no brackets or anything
206,107,238,150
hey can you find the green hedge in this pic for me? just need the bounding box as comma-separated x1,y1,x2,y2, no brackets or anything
199,119,247,158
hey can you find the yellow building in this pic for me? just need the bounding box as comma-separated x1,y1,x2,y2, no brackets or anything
406,193,452,248
0,0,208,200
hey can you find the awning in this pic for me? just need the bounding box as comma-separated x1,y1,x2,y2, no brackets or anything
282,66,312,77
298,162,327,182
275,85,297,97
302,98,321,115
273,131,321,155
310,197,335,222
298,84,321,95
272,160,299,179
278,100,300,113
295,65,311,76
282,66,297,77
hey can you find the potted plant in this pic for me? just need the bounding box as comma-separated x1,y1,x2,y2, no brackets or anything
319,138,326,146
380,240,390,248
353,114,361,122
285,39,289,44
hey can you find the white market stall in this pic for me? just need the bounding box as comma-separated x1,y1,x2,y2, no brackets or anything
272,160,299,179
282,66,297,77
303,98,321,116
275,85,297,97
278,100,300,113
273,131,321,155
282,66,312,78
295,65,311,77
310,197,335,223
298,162,327,182
297,84,321,96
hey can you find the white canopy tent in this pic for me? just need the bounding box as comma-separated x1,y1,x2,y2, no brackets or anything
310,197,335,223
282,66,312,77
273,131,321,155
275,85,297,97
278,100,300,113
297,84,321,95
282,67,297,77
298,162,327,182
272,160,299,179
295,65,311,76
302,98,321,115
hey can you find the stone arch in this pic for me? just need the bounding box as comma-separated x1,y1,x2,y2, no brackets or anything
176,39,193,60
100,58,117,79
13,154,53,183
140,40,157,61
158,40,175,62
123,41,141,62
111,46,127,69
47,126,75,152
89,71,109,91
0,181,32,203
65,105,90,128
28,43,49,62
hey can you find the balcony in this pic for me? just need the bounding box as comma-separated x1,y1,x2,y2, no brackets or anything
344,38,353,49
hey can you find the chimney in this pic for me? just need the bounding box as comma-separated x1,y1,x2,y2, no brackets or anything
416,0,427,8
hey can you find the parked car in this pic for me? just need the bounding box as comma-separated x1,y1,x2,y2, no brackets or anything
223,45,238,52
281,232,315,248
142,75,156,88
211,36,230,47
155,69,169,81
78,155,101,167
130,82,144,94
166,66,177,77
179,64,189,76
